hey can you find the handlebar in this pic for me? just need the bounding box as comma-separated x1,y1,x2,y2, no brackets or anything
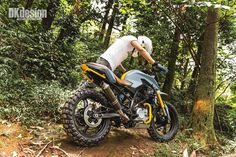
152,63,168,75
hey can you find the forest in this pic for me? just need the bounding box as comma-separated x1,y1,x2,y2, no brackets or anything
0,0,236,156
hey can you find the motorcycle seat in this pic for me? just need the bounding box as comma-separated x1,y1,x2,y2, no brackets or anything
86,63,132,86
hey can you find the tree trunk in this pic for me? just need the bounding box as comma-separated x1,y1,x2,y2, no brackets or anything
56,1,83,43
162,26,181,95
42,0,60,30
151,0,158,16
25,0,34,9
120,14,129,36
180,58,189,90
56,14,77,43
104,4,117,49
162,5,185,95
188,33,204,98
99,0,114,41
192,7,219,146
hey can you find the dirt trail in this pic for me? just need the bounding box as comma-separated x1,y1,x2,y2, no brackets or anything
0,122,32,156
1,121,234,157
58,128,156,157
0,122,157,157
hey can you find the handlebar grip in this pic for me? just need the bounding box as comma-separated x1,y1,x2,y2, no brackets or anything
152,63,168,75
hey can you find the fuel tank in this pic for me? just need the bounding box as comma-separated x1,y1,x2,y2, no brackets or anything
121,70,159,90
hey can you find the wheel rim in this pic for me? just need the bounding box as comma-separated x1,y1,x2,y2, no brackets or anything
153,109,173,136
72,98,107,138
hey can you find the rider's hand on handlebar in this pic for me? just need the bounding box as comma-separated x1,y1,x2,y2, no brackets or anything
152,61,168,75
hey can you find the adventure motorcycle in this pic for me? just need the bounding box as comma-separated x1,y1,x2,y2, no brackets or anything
62,62,179,146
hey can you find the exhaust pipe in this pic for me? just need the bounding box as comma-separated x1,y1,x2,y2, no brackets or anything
101,82,129,123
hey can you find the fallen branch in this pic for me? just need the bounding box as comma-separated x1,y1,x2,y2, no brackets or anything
18,142,24,151
18,142,35,155
29,141,45,146
50,146,70,157
78,148,86,157
220,154,236,157
22,148,35,155
35,141,52,157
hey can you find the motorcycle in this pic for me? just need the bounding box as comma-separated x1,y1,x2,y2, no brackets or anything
62,62,179,146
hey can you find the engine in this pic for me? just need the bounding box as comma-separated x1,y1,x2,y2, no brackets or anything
134,107,149,122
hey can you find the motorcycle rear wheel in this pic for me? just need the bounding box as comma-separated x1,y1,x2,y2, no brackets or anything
62,89,111,146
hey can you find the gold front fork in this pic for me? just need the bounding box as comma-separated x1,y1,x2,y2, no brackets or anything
156,90,167,116
143,91,167,124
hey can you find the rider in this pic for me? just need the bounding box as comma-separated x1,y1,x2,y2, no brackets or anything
95,35,160,124
96,35,158,72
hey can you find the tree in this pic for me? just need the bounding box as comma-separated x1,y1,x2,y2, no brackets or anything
99,0,114,41
188,33,204,97
162,25,181,95
25,0,34,9
163,4,187,95
191,7,219,146
42,0,60,30
56,0,92,43
104,2,118,48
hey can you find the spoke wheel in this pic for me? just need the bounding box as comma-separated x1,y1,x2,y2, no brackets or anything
73,99,104,138
62,89,111,146
148,102,179,142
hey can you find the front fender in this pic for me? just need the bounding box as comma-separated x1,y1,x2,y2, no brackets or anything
160,91,169,100
160,92,168,96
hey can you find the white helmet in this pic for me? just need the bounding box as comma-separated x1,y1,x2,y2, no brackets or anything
132,36,153,58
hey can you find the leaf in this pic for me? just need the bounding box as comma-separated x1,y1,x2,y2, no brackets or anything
120,8,127,15
183,148,188,157
16,134,22,138
1,120,8,124
221,5,231,10
188,1,231,10
12,151,17,157
0,132,10,137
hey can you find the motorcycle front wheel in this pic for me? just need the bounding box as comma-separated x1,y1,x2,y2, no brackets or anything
148,102,179,142
62,89,111,146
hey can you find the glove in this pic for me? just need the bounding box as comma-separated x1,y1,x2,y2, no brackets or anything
152,61,159,71
152,61,168,75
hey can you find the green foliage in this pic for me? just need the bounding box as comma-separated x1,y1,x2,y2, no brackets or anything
230,83,236,95
214,103,236,138
154,131,204,157
0,62,71,125
0,22,80,87
0,77,71,126
0,0,99,125
0,0,235,148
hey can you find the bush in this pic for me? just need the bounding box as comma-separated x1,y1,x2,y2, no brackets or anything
0,71,71,125
214,103,236,138
0,21,81,88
